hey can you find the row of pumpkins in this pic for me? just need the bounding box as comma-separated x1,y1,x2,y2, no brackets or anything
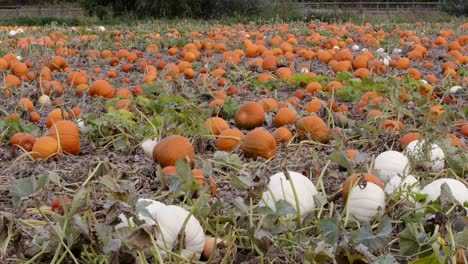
111,142,467,261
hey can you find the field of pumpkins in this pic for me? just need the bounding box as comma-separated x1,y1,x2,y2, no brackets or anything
0,20,467,263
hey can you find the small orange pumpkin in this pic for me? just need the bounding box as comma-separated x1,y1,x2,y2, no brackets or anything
296,116,330,143
273,107,297,127
32,136,60,159
153,135,195,168
342,173,384,201
46,109,70,128
204,117,229,136
216,128,244,152
235,102,265,129
241,128,276,159
89,80,115,99
273,127,293,143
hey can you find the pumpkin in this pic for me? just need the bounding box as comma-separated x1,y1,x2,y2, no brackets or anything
405,140,445,172
89,80,115,99
202,236,225,260
45,109,69,128
11,132,24,145
273,107,297,127
342,173,385,222
419,179,467,208
273,127,293,143
260,98,279,112
204,117,229,136
18,98,34,111
141,138,158,158
153,135,195,168
11,62,28,77
32,136,60,159
19,134,37,151
260,171,318,218
67,71,88,86
216,128,244,152
49,56,67,71
241,128,276,159
235,102,265,129
384,175,420,196
49,120,80,155
116,199,205,259
38,94,51,106
296,116,330,143
400,132,420,148
374,151,410,183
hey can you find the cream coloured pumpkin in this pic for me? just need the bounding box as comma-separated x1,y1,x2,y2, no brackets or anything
405,140,445,172
116,199,205,259
259,171,318,218
141,138,158,158
419,178,467,208
374,150,410,183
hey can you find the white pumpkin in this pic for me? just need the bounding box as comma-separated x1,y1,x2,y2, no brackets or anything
374,150,410,183
420,178,468,207
141,138,158,158
116,199,205,260
260,171,318,218
384,175,420,196
405,140,445,172
347,182,385,222
153,205,205,259
77,119,91,134
38,94,51,106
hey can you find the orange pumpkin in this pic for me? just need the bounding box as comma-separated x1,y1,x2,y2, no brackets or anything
153,135,195,168
273,107,297,127
19,134,37,151
11,132,25,145
235,102,265,129
400,132,420,148
241,128,276,159
49,56,67,71
11,62,28,77
204,117,229,136
273,127,293,143
216,128,245,152
296,116,330,143
32,136,60,159
18,98,34,111
260,98,279,112
49,120,80,155
46,109,70,128
67,71,88,86
89,80,115,99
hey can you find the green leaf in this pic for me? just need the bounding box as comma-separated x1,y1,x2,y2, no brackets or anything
351,218,392,250
376,254,397,264
409,253,442,264
399,223,437,257
319,218,339,245
329,150,351,171
275,200,296,216
68,186,87,216
233,197,249,213
10,175,49,208
229,175,254,190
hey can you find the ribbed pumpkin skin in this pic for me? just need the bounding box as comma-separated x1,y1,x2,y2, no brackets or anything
241,129,276,159
32,136,59,159
296,116,330,143
204,117,229,136
89,80,115,99
46,109,69,128
153,135,195,168
273,127,293,143
49,121,80,155
273,107,297,127
342,173,384,201
216,128,244,152
67,71,88,86
235,102,265,130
